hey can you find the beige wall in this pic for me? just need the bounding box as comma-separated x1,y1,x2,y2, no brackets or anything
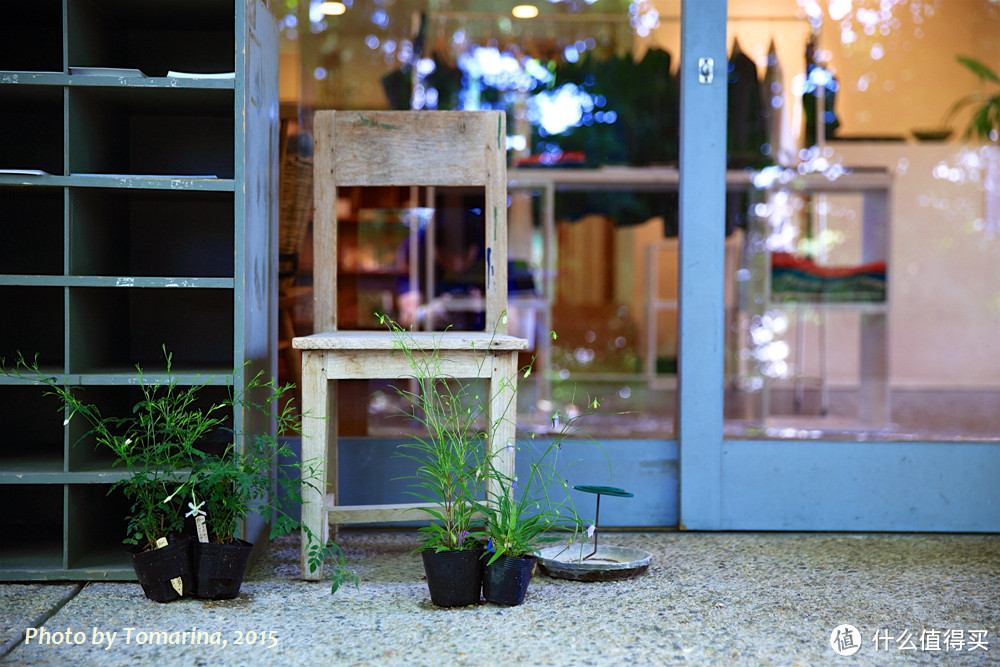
643,0,999,141
821,0,1000,138
797,143,1000,389
638,1,1000,389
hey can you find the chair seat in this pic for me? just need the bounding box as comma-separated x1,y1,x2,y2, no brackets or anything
293,330,528,351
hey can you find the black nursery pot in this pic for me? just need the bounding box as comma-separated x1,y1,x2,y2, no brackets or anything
192,539,253,600
421,548,484,607
483,554,537,606
128,535,193,603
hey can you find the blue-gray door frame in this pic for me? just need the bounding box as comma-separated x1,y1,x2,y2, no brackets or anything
676,0,1000,532
677,0,728,530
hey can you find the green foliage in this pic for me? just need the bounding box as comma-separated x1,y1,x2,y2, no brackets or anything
4,350,229,550
186,373,302,544
305,534,359,595
2,350,358,595
380,314,489,553
478,399,609,563
378,313,614,561
948,56,1000,143
277,433,359,595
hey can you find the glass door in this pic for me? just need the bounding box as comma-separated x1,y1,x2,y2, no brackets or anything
678,0,1000,531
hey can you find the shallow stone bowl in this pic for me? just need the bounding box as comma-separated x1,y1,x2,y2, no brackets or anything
537,545,652,581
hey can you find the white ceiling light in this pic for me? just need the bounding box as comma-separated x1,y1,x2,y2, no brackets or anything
512,5,539,19
320,1,346,16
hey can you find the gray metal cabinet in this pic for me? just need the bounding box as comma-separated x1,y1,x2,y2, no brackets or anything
0,0,277,580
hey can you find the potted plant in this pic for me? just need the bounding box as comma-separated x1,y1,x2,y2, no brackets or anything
3,349,354,601
177,368,357,599
2,351,226,601
947,56,1000,143
182,373,303,600
381,315,491,607
476,390,618,605
478,421,593,606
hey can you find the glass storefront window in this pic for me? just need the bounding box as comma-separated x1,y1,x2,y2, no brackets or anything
275,0,998,443
278,1,681,439
720,0,999,441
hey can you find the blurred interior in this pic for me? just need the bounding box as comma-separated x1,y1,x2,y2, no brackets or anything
275,0,999,442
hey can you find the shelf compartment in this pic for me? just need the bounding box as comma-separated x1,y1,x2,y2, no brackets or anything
0,0,63,73
0,187,64,275
0,286,65,368
0,85,64,175
68,86,234,179
69,188,234,277
67,0,234,77
67,484,130,571
0,385,65,474
68,287,234,374
65,383,234,471
0,485,63,572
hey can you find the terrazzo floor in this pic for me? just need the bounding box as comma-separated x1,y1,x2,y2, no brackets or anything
1,531,997,665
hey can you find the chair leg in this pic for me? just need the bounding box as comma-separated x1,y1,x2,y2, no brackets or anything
300,353,329,580
487,351,519,503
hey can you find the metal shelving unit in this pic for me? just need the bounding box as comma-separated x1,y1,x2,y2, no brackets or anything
0,0,277,580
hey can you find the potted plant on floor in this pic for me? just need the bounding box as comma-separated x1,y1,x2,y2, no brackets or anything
2,351,223,602
479,399,611,605
3,350,354,601
382,315,491,607
182,372,305,600
479,442,583,606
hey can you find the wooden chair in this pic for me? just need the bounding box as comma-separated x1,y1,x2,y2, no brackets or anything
294,110,527,579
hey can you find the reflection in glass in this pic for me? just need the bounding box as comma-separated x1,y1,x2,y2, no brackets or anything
274,1,998,442
724,0,999,442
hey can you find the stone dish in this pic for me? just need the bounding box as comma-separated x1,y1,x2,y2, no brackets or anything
537,545,652,581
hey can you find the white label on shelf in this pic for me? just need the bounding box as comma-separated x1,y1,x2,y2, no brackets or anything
167,71,235,79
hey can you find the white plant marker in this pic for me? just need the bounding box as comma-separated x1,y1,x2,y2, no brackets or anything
159,484,186,596
187,491,209,544
154,536,184,596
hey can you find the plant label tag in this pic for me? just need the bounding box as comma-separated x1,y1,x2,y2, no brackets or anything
195,515,209,543
155,536,184,596
186,496,209,543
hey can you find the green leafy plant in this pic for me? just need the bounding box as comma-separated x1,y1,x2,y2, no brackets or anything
380,314,490,553
305,537,359,594
947,56,1000,143
479,398,607,564
3,350,229,550
2,349,358,594
183,375,302,545
379,314,613,563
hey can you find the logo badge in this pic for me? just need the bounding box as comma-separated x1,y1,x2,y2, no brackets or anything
830,624,862,656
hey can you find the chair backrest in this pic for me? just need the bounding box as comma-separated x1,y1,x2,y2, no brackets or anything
313,110,508,334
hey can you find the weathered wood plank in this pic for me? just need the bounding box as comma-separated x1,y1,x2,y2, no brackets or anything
300,353,330,580
326,501,436,524
329,111,498,186
293,331,527,351
313,110,338,332
319,350,490,380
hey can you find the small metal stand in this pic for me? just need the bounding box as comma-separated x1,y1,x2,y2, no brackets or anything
573,485,633,560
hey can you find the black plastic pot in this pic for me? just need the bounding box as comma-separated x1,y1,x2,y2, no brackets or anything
128,535,193,603
483,554,536,606
421,548,484,607
192,539,253,600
